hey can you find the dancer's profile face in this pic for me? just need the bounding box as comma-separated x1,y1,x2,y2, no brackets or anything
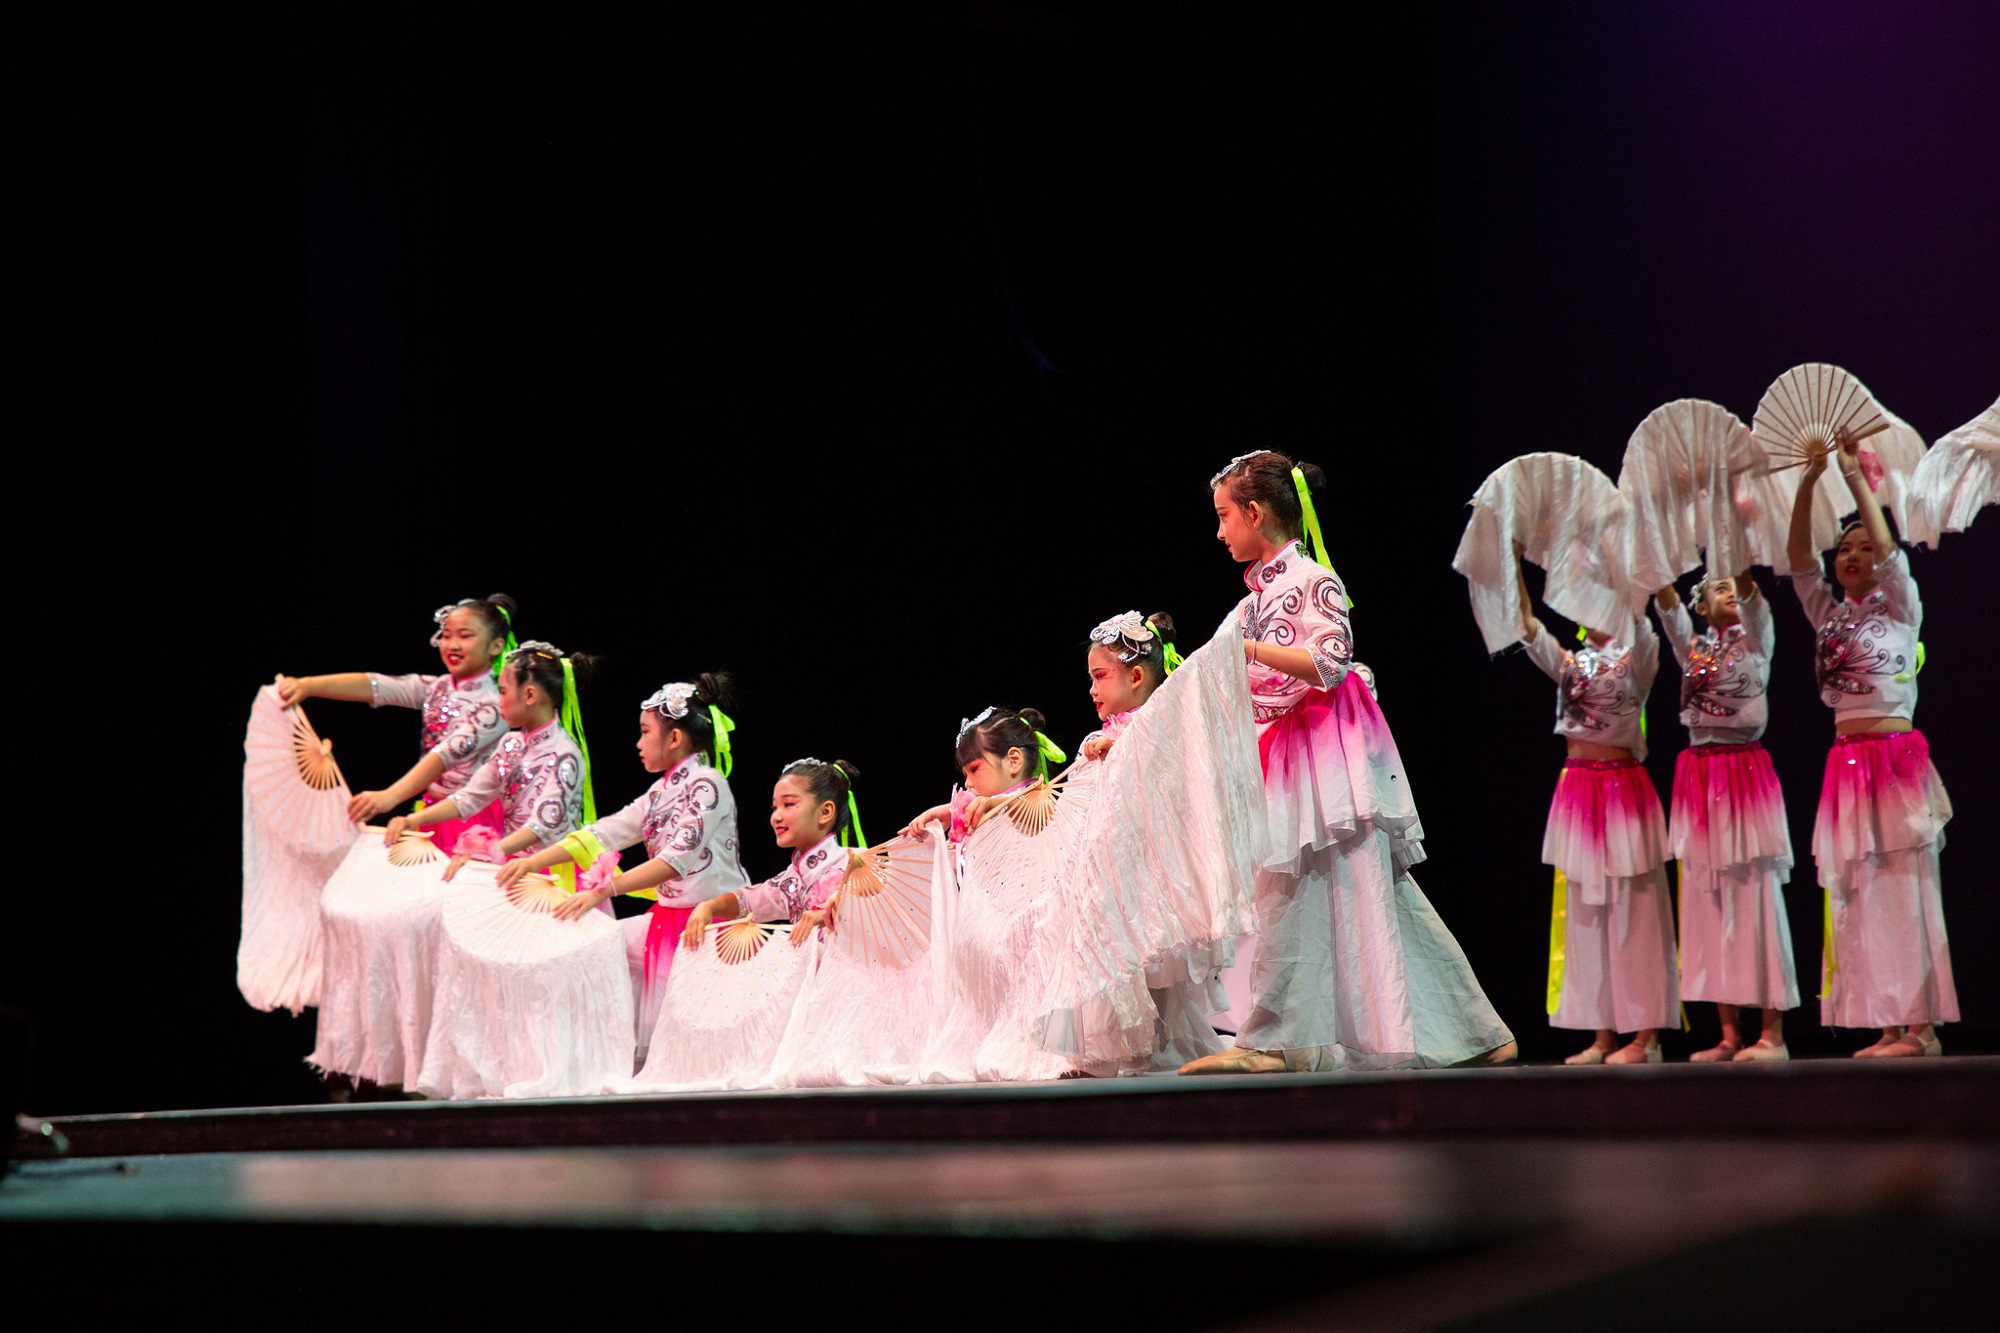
770,774,834,850
436,607,500,680
960,748,1024,797
498,664,538,729
1087,644,1149,721
636,711,681,773
1213,486,1268,563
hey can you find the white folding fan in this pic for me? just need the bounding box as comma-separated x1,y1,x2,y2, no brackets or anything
1904,398,1999,546
831,835,939,969
1452,452,1635,653
1618,399,1760,593
244,682,354,857
1751,365,1928,555
623,915,811,1092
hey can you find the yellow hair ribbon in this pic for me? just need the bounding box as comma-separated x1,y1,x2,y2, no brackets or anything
1161,640,1184,674
839,789,866,849
1032,730,1067,767
1546,868,1567,1016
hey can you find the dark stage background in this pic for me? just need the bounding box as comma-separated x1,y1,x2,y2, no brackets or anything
15,2,1997,1114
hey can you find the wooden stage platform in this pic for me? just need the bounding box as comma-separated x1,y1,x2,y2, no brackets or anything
9,1060,1997,1328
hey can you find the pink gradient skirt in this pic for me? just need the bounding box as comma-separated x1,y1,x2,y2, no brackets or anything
1670,741,1792,880
1812,730,1952,891
1542,757,1669,906
425,796,504,856
1257,671,1423,872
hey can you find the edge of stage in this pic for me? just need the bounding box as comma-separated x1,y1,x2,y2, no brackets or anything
42,1055,2000,1158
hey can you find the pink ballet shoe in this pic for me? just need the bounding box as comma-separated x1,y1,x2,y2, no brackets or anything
1604,1039,1661,1065
1564,1043,1613,1066
1853,1031,1903,1059
1732,1039,1789,1062
1690,1041,1741,1063
1874,1030,1943,1059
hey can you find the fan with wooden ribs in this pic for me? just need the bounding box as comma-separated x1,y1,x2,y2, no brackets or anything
831,834,939,969
244,681,353,857
1749,363,1928,555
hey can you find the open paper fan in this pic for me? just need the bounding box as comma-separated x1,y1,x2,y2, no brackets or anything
674,919,806,1033
244,684,354,858
502,871,567,914
716,918,779,965
1452,453,1634,653
1752,363,1890,474
1618,399,1760,592
387,830,445,867
1905,399,1999,546
831,838,935,968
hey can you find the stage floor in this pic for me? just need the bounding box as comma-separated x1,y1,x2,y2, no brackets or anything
11,1059,1997,1327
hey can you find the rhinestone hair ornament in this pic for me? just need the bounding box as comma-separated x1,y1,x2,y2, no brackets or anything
956,705,999,746
643,682,700,719
432,598,517,679
1088,611,1156,664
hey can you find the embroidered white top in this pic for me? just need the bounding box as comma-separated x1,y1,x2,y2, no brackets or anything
737,834,846,925
367,671,508,800
583,755,748,908
1234,538,1354,724
448,719,587,850
1657,595,1773,745
1522,612,1659,760
1790,549,1922,722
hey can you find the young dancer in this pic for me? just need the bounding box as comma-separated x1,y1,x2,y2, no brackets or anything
905,706,1082,1082
1184,451,1514,1073
1513,546,1679,1063
683,758,857,945
1788,436,1957,1056
498,674,748,1053
278,595,517,852
1654,572,1798,1060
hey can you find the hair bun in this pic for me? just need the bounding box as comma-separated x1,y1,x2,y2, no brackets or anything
1017,707,1047,732
487,592,519,616
1294,462,1326,491
1144,611,1178,642
694,669,736,708
833,759,860,787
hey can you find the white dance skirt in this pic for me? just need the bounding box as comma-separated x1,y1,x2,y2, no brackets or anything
310,834,450,1086
622,922,812,1092
1813,731,1957,1029
415,863,634,1100
1671,742,1798,1010
774,935,935,1088
1236,828,1514,1065
1550,863,1679,1032
1023,625,1264,1071
238,784,347,1015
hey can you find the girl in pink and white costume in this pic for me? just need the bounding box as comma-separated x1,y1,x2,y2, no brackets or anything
1184,452,1514,1074
278,595,517,853
1514,550,1679,1064
1787,436,1957,1057
498,673,748,1056
1654,571,1798,1061
297,596,517,1090
907,706,1085,1082
397,642,599,1097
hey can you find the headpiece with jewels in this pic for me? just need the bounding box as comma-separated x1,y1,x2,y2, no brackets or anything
643,682,700,718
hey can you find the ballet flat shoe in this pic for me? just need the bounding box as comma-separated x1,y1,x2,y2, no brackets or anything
1564,1044,1612,1066
1733,1040,1789,1062
1690,1042,1740,1063
1604,1040,1661,1065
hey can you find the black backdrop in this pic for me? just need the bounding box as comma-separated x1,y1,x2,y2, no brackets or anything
14,1,1997,1114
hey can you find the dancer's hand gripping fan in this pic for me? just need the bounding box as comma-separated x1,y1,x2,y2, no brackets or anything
1618,399,1762,601
239,683,357,1013
626,917,810,1091
832,833,942,969
1453,453,1634,654
1744,363,1927,560
419,862,633,1100
1904,398,1998,547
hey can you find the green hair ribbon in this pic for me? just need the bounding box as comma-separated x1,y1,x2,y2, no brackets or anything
708,704,736,777
1032,729,1068,767
492,605,519,683
558,656,596,825
840,788,866,850
1290,465,1349,609
1161,640,1185,674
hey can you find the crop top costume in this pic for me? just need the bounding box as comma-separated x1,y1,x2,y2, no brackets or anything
367,671,508,799
737,834,846,925
447,718,587,849
1657,595,1773,745
1522,613,1659,761
580,755,748,909
1790,549,1921,723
